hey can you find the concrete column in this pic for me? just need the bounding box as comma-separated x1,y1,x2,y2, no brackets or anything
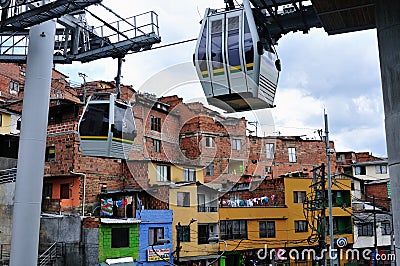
9,18,56,266
375,1,400,265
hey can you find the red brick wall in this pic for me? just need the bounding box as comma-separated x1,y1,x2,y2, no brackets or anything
365,183,391,210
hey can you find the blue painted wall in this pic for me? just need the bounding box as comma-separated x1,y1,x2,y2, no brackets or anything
136,210,174,265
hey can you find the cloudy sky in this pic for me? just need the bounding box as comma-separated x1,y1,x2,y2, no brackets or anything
57,0,387,157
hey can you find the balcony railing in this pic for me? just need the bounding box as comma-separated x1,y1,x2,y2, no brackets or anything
198,206,218,212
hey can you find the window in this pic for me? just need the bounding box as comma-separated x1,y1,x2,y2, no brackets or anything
205,136,214,148
337,154,345,162
45,146,56,162
9,80,19,94
178,225,190,242
177,192,190,207
184,168,196,182
156,165,170,182
60,184,70,199
149,227,164,246
355,166,366,175
150,115,161,132
266,143,275,159
153,139,161,153
288,147,296,162
265,166,272,174
259,221,275,238
381,222,391,235
42,183,52,199
111,228,129,248
294,191,306,203
198,224,218,244
358,223,373,236
375,165,387,174
232,139,241,150
198,224,210,244
206,162,214,176
220,220,247,240
295,221,308,232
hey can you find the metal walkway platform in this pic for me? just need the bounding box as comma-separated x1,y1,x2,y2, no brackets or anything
0,0,102,32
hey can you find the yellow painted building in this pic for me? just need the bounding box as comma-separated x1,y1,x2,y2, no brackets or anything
148,161,220,265
0,110,13,134
219,175,353,266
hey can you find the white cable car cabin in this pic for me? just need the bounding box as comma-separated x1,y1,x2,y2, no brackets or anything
194,0,280,112
78,93,137,159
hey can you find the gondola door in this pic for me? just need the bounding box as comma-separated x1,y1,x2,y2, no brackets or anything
225,9,247,96
208,13,230,97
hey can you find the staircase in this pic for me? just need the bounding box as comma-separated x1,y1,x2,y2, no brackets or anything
37,242,64,266
0,168,17,184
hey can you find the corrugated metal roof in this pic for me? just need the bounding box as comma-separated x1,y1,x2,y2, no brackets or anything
101,218,141,224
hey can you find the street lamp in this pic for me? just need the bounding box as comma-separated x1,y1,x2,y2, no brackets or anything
175,218,197,264
208,237,228,266
151,238,174,266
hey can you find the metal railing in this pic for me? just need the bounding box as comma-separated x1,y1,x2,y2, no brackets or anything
0,168,17,184
0,243,10,265
37,242,63,266
198,206,218,212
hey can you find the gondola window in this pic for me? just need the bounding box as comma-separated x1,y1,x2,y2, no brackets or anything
79,103,109,137
211,20,224,75
243,14,254,71
227,16,241,73
198,20,208,77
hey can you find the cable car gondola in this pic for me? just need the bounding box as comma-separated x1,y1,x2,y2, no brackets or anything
194,0,280,112
78,93,137,159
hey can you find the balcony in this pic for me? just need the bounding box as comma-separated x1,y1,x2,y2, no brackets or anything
198,206,218,212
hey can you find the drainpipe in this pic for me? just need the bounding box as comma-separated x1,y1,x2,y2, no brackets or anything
70,171,87,217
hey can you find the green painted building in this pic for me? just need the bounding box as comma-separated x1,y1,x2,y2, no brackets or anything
98,218,140,263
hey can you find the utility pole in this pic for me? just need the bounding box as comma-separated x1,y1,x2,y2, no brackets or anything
176,222,181,264
78,72,87,104
320,164,326,266
114,57,124,99
373,195,378,265
324,113,336,266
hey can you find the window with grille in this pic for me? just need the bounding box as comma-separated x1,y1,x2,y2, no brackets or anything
178,225,190,242
45,146,56,162
153,139,161,153
206,162,214,176
294,191,306,203
183,168,196,182
220,220,247,240
358,223,373,236
177,192,190,207
9,80,19,94
266,143,275,159
148,227,164,245
375,165,387,174
232,139,241,150
288,147,296,162
259,221,275,238
150,115,161,132
295,221,308,232
156,165,170,182
205,136,214,148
